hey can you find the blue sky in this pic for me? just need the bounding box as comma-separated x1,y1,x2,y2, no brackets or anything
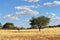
0,0,60,28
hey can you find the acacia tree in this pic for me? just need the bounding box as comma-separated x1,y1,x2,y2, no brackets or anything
30,16,50,31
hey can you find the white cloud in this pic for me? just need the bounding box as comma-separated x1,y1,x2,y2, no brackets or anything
16,10,39,15
4,5,39,20
51,12,60,20
24,0,39,2
47,12,60,25
4,14,19,20
48,12,60,24
15,5,39,15
15,5,40,10
44,2,52,7
44,1,60,6
3,11,39,20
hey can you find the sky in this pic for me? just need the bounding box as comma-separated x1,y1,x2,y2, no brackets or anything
0,0,60,28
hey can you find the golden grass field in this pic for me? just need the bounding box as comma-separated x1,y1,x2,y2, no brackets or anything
0,27,60,40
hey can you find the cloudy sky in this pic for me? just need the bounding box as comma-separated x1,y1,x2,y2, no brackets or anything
0,0,60,27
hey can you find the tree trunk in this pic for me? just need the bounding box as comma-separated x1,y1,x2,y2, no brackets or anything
38,26,41,32
39,28,40,32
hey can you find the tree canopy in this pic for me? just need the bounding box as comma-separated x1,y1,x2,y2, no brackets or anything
30,16,50,31
0,23,2,28
3,22,14,29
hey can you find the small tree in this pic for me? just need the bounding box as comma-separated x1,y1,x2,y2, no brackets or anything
0,23,2,28
30,16,50,31
20,27,24,29
3,22,14,29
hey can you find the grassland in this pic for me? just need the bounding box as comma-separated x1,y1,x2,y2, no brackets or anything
0,27,60,40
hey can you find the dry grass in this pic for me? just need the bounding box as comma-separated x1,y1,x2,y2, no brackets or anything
0,27,60,40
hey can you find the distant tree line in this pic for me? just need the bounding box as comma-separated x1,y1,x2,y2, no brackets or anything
0,22,24,30
48,25,60,28
0,16,60,31
0,22,60,30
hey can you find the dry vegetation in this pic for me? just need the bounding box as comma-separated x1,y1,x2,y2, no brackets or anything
0,27,60,40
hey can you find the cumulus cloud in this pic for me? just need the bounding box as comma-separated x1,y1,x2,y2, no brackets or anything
15,5,39,15
4,14,19,20
16,10,39,15
4,11,39,20
4,5,39,20
24,0,39,2
47,12,60,25
15,5,40,10
51,12,60,20
44,1,60,6
48,12,60,24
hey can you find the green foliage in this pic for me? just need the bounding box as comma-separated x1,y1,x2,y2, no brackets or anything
30,26,37,29
20,27,24,29
3,22,14,29
30,16,50,31
38,16,50,26
0,23,2,28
